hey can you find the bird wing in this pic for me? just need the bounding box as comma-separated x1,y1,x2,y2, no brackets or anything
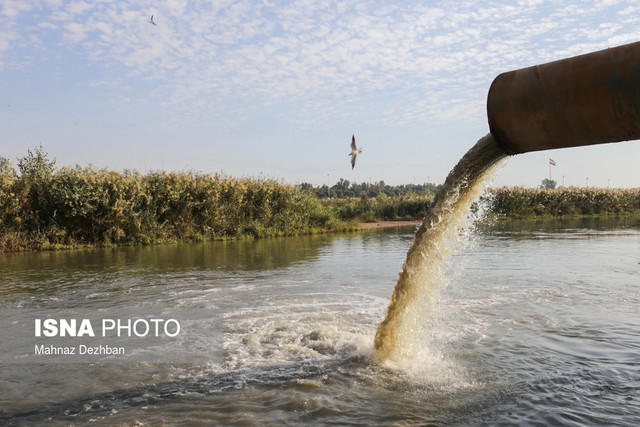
350,135,356,151
351,153,357,169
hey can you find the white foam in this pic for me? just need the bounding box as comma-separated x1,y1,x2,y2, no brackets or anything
223,293,383,371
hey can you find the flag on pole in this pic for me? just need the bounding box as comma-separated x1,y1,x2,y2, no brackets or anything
549,158,556,166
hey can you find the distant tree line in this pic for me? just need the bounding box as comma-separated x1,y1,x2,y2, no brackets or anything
297,178,440,199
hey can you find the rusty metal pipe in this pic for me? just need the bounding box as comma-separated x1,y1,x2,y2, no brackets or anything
487,41,640,154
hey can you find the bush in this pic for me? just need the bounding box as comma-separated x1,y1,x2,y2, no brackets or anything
325,192,433,222
489,187,640,217
0,148,351,251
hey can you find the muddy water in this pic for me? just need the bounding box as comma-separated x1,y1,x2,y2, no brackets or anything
1,217,639,425
375,133,507,364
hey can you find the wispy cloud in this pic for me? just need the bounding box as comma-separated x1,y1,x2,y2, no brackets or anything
2,0,640,128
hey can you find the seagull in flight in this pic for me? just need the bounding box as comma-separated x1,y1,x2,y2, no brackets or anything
348,135,362,170
150,15,157,25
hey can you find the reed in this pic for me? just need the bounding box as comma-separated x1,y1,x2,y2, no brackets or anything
2,148,638,252
322,193,433,222
0,154,346,251
489,186,640,217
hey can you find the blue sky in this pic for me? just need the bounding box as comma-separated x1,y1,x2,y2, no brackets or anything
1,0,639,188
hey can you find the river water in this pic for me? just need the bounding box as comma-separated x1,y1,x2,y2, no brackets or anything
1,218,639,425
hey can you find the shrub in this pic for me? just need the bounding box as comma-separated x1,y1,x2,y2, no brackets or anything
0,147,351,251
489,187,640,217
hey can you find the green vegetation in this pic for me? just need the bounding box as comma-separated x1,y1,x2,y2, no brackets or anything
0,147,348,252
298,178,436,222
489,186,640,218
2,147,639,252
299,178,438,199
322,193,432,222
316,183,640,222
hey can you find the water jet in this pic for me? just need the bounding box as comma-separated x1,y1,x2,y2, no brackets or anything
375,41,640,362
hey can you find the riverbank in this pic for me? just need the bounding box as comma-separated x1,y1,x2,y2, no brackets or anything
0,149,351,252
358,220,422,229
2,148,639,252
489,186,640,217
3,211,639,253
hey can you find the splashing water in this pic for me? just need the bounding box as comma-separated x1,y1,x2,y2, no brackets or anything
374,134,507,365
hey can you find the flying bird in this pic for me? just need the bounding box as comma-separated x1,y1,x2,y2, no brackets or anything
150,15,157,25
348,135,362,170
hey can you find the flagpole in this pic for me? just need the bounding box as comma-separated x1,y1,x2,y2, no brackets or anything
548,158,556,181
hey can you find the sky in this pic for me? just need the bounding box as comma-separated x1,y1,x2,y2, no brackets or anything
1,0,640,188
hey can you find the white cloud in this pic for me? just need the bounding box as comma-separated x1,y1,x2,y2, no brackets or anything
2,0,640,128
0,29,16,52
1,0,33,18
64,22,88,43
67,1,93,16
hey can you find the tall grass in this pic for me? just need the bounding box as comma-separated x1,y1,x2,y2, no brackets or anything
323,186,640,223
323,193,433,222
3,148,639,252
489,186,640,217
0,162,345,251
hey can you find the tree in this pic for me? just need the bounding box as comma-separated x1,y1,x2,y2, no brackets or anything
18,144,56,182
0,156,16,206
298,182,314,193
16,145,57,231
541,178,556,189
0,156,16,182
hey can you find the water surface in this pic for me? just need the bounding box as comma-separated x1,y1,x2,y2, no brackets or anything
1,219,639,425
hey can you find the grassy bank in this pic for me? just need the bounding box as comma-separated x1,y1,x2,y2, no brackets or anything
322,193,433,222
0,149,349,252
323,186,640,224
489,186,640,218
2,148,639,252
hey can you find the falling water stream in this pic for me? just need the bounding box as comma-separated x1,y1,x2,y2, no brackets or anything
375,133,508,363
